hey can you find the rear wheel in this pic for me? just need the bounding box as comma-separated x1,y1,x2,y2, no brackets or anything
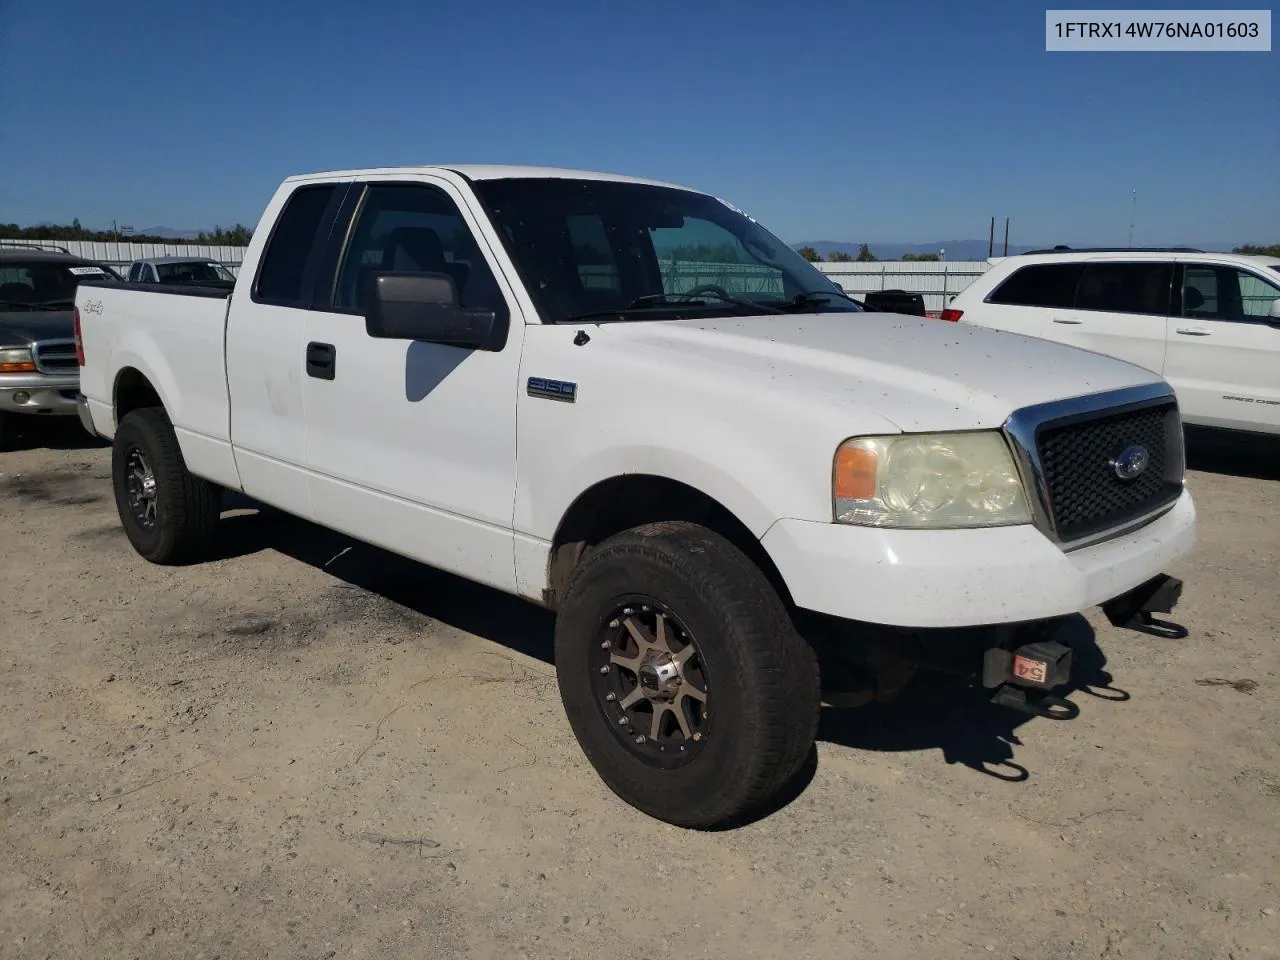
112,407,221,564
555,521,819,829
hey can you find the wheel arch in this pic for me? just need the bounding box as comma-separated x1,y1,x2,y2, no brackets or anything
544,473,794,612
113,365,165,426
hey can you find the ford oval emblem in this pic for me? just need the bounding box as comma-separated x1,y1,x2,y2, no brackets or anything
1111,444,1149,481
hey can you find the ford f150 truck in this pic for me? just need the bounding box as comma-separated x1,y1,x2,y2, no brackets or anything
74,166,1196,828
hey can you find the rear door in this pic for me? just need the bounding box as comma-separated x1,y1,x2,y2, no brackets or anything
1045,260,1173,374
1163,262,1280,434
300,176,527,592
225,180,351,515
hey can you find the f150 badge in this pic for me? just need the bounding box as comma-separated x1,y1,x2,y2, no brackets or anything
527,377,577,403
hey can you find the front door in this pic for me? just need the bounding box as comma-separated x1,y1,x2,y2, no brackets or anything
1163,263,1280,434
301,177,526,592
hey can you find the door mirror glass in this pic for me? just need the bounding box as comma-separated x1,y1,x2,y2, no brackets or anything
364,272,504,351
1270,297,1280,320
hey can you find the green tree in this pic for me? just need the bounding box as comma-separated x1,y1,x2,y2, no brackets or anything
1234,243,1280,257
854,244,877,262
827,251,855,262
195,224,253,246
797,246,822,262
901,252,940,262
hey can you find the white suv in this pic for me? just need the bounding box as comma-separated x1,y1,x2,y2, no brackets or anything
944,248,1280,436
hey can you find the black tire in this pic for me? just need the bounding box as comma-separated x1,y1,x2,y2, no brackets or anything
112,407,221,564
0,411,12,452
555,521,820,829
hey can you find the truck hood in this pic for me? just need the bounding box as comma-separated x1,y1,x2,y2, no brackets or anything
0,310,75,346
604,311,1163,432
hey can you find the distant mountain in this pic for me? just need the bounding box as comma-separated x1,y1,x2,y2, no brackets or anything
794,239,1243,261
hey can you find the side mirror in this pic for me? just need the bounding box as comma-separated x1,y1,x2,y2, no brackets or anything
1269,297,1280,321
364,272,506,351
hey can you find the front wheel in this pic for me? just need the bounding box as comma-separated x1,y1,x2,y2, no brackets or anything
112,407,221,564
554,521,820,829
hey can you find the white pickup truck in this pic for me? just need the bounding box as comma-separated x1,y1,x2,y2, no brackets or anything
75,166,1196,828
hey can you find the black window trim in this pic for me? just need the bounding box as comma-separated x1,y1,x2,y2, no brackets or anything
1174,261,1280,325
316,179,513,333
982,260,1085,309
984,258,1176,317
249,180,350,309
1070,260,1175,318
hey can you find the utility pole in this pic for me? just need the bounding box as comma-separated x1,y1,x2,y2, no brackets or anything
1127,190,1137,247
988,216,995,258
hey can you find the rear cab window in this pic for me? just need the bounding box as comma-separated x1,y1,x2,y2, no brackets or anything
252,183,342,307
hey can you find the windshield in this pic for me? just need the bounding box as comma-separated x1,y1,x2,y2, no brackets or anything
469,178,859,323
156,260,236,284
0,260,113,310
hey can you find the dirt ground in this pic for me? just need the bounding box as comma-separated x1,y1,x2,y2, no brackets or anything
1,421,1277,960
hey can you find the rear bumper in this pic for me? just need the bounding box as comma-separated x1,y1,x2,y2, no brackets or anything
75,392,100,436
0,373,81,417
761,490,1196,628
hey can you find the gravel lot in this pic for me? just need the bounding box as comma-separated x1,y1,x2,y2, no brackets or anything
2,421,1277,960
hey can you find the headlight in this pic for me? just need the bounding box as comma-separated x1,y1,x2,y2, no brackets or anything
833,431,1032,528
0,347,36,373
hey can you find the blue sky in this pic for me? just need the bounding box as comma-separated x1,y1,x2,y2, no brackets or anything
1,0,1276,245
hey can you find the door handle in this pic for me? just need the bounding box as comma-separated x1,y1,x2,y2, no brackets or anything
306,341,336,380
1052,317,1083,325
1175,327,1211,337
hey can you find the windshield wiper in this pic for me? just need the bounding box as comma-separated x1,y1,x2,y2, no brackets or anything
564,291,785,323
769,290,861,311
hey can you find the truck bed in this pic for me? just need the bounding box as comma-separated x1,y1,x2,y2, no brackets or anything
76,279,237,489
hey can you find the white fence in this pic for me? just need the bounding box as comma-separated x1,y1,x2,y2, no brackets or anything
1,237,995,311
816,261,991,314
1,239,247,276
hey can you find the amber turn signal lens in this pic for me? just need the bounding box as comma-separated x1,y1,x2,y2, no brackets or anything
833,444,878,501
0,361,37,373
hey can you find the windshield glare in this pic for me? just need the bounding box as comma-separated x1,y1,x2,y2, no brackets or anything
469,178,859,323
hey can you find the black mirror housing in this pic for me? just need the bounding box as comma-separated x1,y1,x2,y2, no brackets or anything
364,272,507,351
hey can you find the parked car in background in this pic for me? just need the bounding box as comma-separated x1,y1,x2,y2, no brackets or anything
0,243,119,449
861,289,927,316
945,248,1280,436
76,166,1194,829
127,256,236,289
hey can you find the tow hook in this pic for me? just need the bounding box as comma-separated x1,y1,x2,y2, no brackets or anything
983,637,1078,719
1101,574,1186,638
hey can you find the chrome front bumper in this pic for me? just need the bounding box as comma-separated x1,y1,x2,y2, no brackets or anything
0,372,81,417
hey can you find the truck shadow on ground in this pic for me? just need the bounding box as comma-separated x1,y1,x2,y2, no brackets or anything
1184,426,1280,482
216,499,1130,821
817,614,1124,785
2,418,109,452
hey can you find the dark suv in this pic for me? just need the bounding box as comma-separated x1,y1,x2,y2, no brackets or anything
0,243,120,448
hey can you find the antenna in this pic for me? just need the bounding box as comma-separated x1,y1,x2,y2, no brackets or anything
988,216,995,258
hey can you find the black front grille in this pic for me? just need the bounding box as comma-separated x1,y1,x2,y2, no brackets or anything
32,341,77,374
1037,400,1183,542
